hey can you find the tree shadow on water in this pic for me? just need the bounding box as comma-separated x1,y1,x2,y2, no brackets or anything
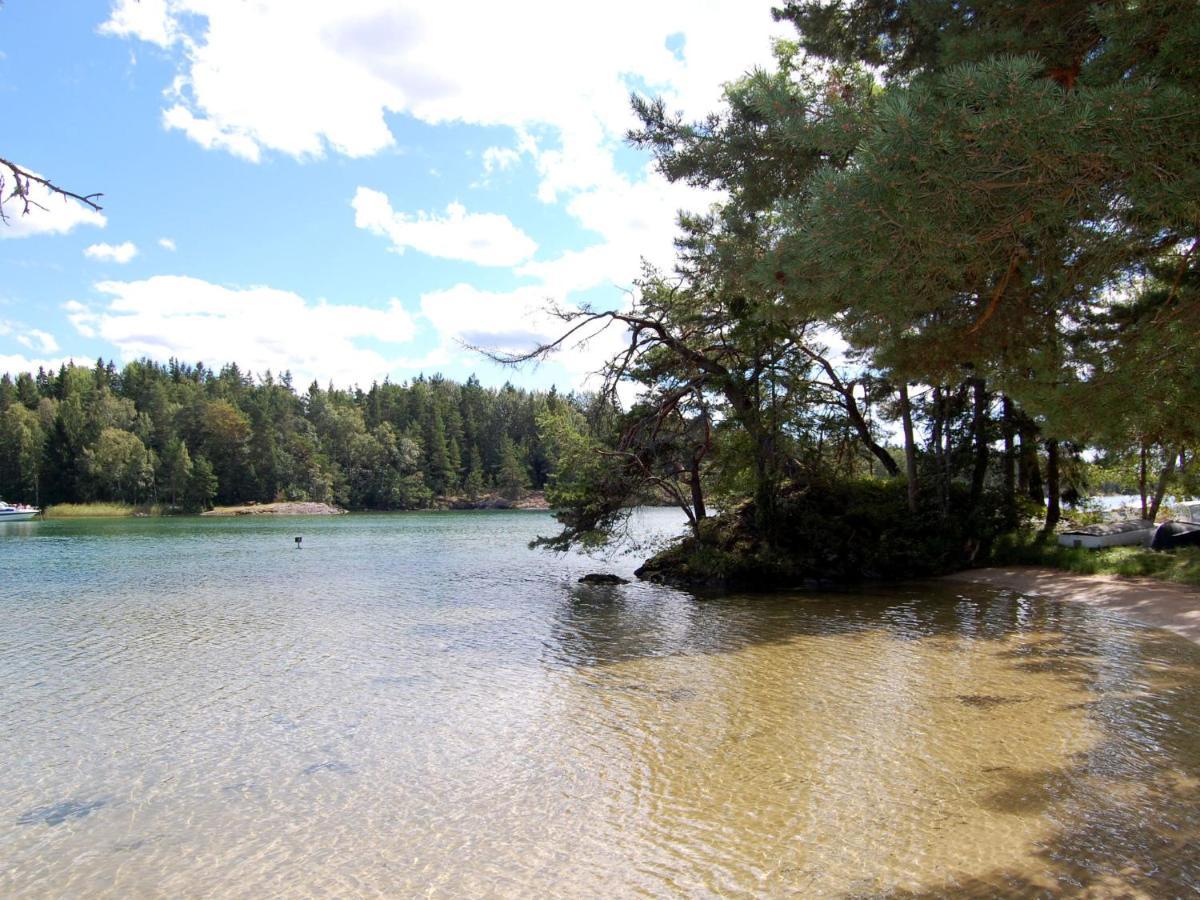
550,580,1200,895
894,628,1200,897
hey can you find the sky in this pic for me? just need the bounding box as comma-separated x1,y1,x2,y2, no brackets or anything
0,0,790,392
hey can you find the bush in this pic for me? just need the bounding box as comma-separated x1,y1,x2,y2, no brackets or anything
636,476,1008,588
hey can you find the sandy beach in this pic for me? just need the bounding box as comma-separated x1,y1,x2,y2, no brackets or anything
944,566,1200,645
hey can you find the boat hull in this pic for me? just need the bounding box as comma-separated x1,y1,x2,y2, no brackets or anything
0,510,39,522
1058,518,1154,549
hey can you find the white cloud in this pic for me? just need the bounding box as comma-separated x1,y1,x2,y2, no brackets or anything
74,275,419,386
417,282,631,388
84,241,139,264
0,354,72,377
99,2,785,179
99,0,178,47
2,320,61,354
158,237,177,251
162,104,262,162
0,165,107,239
352,188,537,266
482,146,520,174
96,1,790,388
14,330,59,354
519,169,720,294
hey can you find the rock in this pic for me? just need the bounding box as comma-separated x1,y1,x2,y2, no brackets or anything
201,501,347,517
578,573,629,585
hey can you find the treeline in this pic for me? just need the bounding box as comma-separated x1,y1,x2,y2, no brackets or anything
0,359,603,510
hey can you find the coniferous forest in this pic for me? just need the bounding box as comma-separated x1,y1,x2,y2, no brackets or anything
0,359,601,511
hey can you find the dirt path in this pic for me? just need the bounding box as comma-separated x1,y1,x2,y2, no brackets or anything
944,566,1200,644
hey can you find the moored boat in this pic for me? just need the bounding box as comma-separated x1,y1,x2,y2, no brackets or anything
1151,520,1200,551
1057,518,1154,549
0,501,40,522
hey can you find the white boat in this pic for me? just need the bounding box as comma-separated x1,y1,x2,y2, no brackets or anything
1058,518,1154,549
0,501,40,522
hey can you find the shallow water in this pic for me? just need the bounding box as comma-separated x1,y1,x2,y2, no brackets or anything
1,510,1198,897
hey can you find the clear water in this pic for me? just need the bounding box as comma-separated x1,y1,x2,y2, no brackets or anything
1,510,1198,897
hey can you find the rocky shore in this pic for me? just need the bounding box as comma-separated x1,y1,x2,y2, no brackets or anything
201,501,347,517
441,491,549,511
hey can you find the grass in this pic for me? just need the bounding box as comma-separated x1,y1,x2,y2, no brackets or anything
989,531,1200,587
42,502,166,518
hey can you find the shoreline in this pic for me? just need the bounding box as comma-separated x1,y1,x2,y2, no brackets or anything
201,501,347,517
944,566,1200,645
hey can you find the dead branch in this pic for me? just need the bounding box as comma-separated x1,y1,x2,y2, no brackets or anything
0,156,103,224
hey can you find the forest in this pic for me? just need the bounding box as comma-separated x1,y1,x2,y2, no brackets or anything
0,359,599,511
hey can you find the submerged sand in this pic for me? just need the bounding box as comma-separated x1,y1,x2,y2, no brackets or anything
945,566,1200,644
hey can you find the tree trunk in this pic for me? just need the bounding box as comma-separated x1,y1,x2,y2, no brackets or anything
802,347,899,477
1001,396,1016,522
899,383,918,513
689,458,706,524
1148,447,1179,523
1018,420,1044,506
1042,439,1061,534
969,378,990,506
725,381,781,541
842,385,900,477
1139,443,1149,518
931,386,950,518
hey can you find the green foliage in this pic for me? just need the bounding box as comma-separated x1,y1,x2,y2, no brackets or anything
637,477,1009,588
496,435,529,500
0,360,585,512
578,0,1200,576
464,446,485,501
183,456,218,512
82,427,155,503
534,403,634,550
0,403,44,504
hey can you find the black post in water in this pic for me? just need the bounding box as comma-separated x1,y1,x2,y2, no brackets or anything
295,536,302,550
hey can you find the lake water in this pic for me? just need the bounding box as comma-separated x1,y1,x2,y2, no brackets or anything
1,510,1198,897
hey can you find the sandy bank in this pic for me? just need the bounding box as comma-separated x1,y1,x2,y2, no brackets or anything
201,501,347,517
944,566,1200,645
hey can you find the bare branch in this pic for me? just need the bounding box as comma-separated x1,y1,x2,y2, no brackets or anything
0,157,103,224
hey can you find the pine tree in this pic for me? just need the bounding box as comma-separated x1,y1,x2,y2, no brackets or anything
162,437,193,508
496,436,528,500
464,446,485,500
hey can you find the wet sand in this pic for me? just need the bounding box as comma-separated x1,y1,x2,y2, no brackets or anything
945,566,1200,644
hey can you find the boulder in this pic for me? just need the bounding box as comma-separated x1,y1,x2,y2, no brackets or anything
578,573,629,585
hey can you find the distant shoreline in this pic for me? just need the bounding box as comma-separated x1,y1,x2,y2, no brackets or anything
944,566,1200,645
201,501,348,517
35,493,554,519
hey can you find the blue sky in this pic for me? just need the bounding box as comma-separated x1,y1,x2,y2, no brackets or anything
1,0,786,390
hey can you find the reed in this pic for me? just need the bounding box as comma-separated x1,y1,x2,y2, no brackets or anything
42,503,166,518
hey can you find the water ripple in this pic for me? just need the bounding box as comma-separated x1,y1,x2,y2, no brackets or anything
0,511,1197,897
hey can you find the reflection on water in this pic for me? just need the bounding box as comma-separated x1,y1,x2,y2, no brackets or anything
0,511,1198,897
